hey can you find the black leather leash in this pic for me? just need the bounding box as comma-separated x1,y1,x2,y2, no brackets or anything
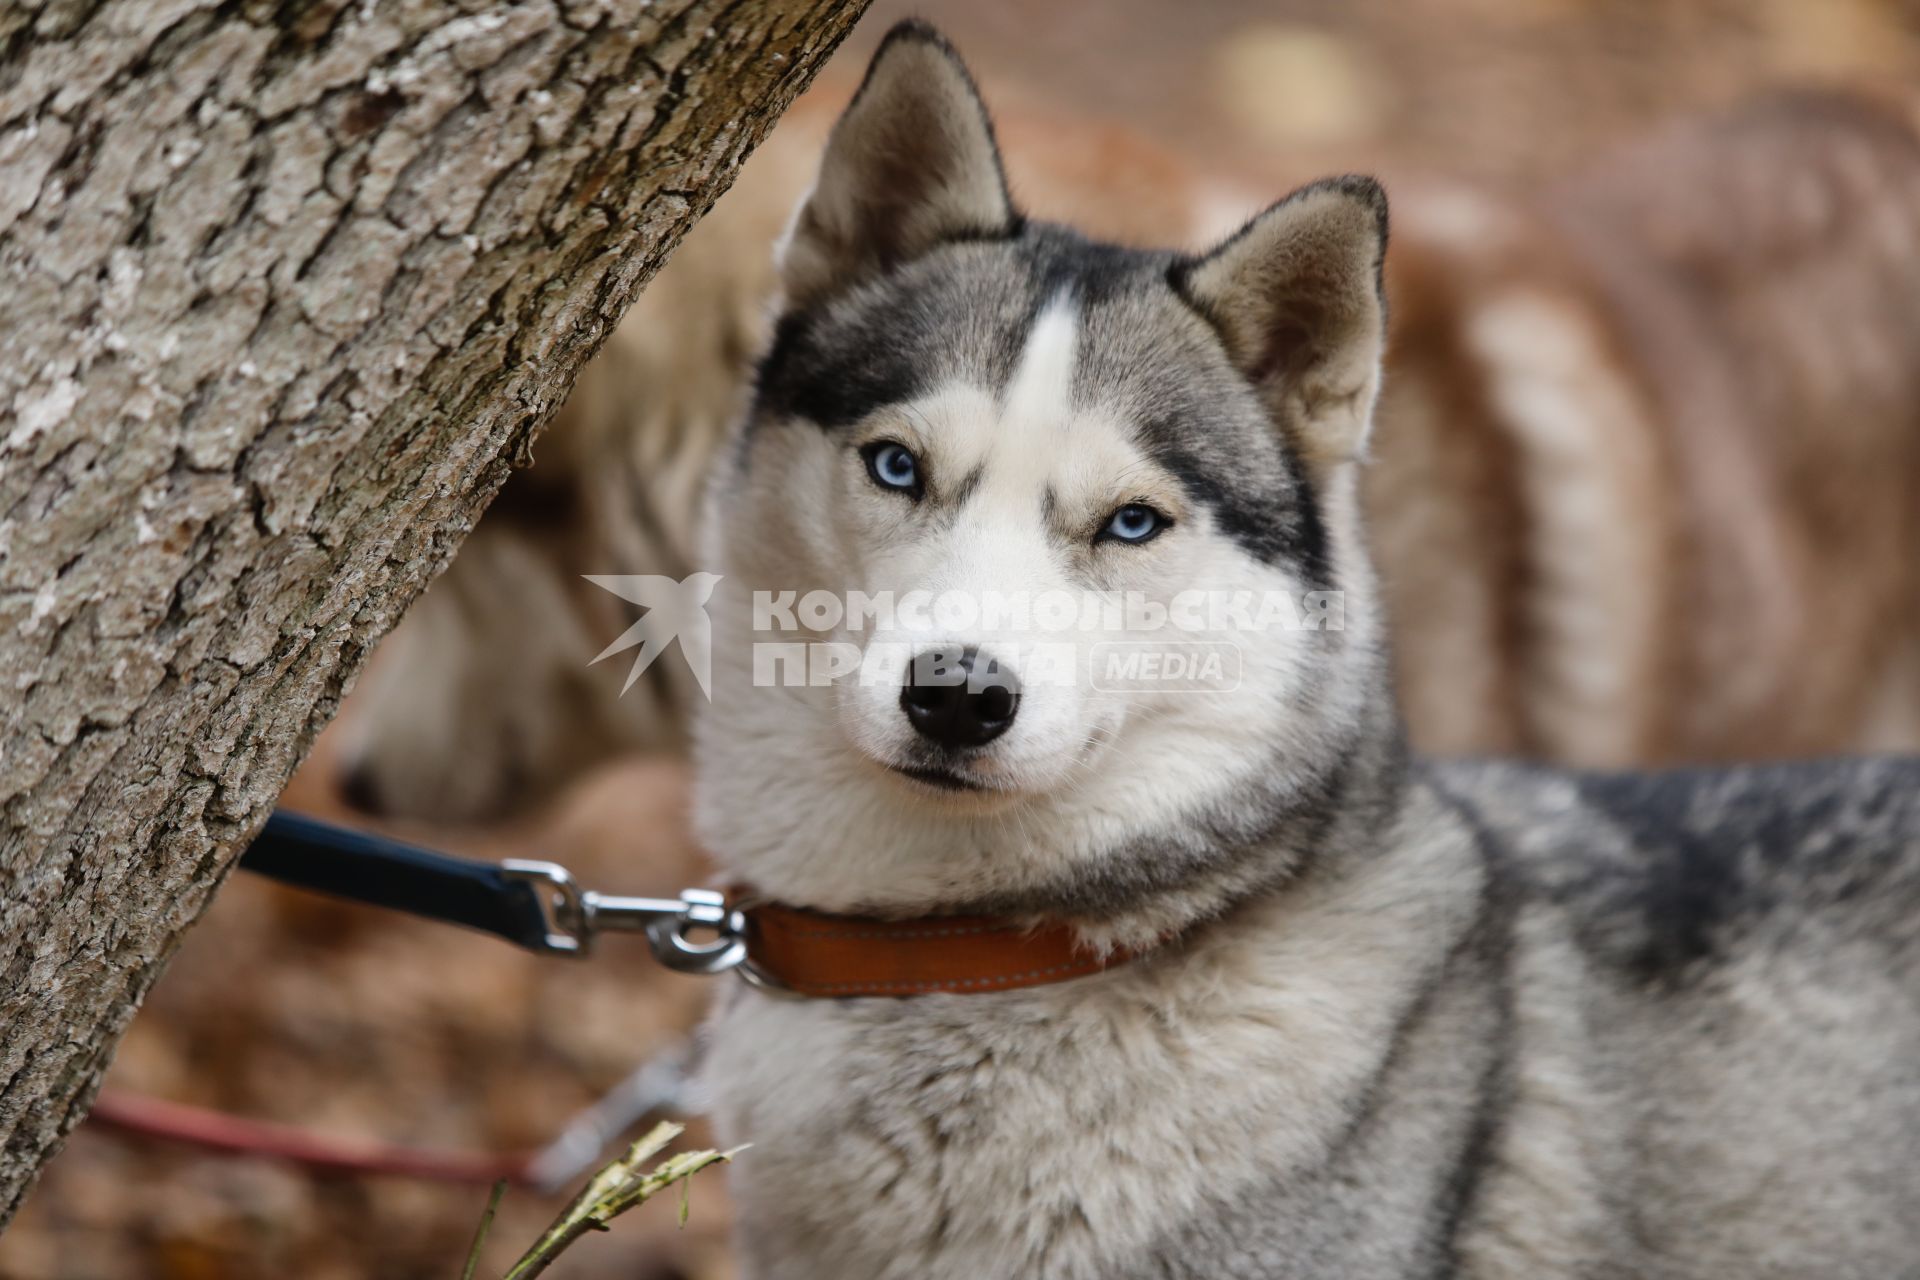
238,811,751,975
241,812,557,950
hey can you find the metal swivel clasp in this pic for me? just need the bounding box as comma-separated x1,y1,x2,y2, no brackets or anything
500,861,749,975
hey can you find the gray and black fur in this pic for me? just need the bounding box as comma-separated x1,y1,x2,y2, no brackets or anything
694,22,1920,1279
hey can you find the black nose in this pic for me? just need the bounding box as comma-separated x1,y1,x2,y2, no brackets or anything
901,647,1020,747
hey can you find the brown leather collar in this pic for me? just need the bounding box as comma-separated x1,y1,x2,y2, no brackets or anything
738,898,1154,998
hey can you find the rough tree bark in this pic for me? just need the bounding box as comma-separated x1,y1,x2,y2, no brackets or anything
0,0,867,1220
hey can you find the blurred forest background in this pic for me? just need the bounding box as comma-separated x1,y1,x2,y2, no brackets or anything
7,1,1920,1278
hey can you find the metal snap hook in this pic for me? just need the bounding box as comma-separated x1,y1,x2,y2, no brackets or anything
642,888,750,975
501,866,767,982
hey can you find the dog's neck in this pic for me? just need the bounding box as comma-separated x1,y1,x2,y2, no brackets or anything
725,713,1418,1007
738,701,1415,957
964,709,1415,952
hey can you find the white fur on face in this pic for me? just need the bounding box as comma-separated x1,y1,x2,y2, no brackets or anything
1004,294,1081,429
837,295,1107,795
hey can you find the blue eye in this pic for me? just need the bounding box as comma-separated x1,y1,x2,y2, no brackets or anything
1100,503,1166,545
863,441,922,496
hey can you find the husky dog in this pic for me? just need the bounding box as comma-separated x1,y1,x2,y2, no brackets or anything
694,23,1920,1279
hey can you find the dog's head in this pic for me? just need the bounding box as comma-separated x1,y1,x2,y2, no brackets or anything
696,22,1399,940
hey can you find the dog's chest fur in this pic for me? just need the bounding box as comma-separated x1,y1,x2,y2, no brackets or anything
701,787,1511,1280
701,762,1920,1279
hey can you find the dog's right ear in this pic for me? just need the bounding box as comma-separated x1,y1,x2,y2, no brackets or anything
778,21,1016,310
1174,177,1389,466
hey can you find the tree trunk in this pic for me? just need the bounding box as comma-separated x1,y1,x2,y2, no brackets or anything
0,0,866,1220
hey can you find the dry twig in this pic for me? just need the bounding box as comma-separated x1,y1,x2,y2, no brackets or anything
467,1121,740,1279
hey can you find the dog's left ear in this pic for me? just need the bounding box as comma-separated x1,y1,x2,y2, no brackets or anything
1175,176,1388,464
778,21,1016,311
